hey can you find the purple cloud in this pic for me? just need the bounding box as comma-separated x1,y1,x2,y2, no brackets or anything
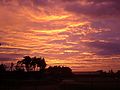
86,41,120,56
0,53,24,61
64,0,120,17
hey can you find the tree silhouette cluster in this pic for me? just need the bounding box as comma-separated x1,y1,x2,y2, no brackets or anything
0,56,73,79
17,56,47,72
0,56,73,76
46,66,72,77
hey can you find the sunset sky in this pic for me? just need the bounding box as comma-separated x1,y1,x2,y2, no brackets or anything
0,0,120,72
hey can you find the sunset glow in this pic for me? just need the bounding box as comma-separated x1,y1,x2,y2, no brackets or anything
0,0,120,72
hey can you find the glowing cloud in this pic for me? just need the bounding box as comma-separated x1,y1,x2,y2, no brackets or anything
0,0,120,71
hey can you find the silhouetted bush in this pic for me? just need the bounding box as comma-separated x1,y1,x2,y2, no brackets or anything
15,65,25,72
0,64,6,72
46,66,73,77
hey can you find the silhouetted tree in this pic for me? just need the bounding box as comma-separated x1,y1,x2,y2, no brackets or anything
46,66,72,77
0,64,6,72
17,56,47,72
10,62,14,71
21,56,32,72
15,61,24,72
15,64,25,72
31,57,37,71
36,57,47,71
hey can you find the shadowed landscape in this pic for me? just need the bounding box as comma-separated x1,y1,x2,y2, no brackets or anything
1,0,120,90
1,56,120,90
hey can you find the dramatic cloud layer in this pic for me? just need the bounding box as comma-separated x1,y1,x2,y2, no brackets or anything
0,0,120,71
65,0,120,17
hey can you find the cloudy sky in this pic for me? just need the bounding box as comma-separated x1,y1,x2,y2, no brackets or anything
0,0,120,71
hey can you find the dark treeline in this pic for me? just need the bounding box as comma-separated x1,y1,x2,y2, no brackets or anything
0,56,73,79
1,56,120,90
1,56,120,80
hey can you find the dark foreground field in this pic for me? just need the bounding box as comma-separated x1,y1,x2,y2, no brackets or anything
1,72,120,90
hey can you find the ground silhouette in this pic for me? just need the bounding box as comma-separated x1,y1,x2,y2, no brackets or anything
1,56,120,90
